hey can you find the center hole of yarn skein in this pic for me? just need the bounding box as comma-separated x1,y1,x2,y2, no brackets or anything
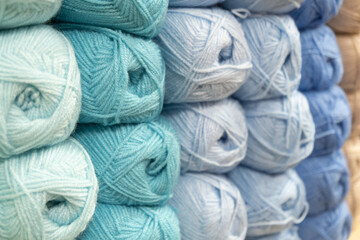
46,196,66,210
15,86,41,111
219,44,233,63
128,67,145,86
218,131,229,143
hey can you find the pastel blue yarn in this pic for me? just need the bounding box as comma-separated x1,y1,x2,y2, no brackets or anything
304,86,351,157
155,7,252,103
168,173,247,240
233,15,301,101
239,91,315,174
72,117,180,206
169,0,224,7
78,204,180,240
295,150,350,216
162,98,248,173
247,227,300,240
221,0,303,14
228,166,308,237
56,24,165,126
299,25,343,91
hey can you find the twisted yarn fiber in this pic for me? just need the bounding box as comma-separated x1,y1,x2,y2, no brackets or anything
168,173,247,240
233,15,301,101
0,138,98,240
329,0,360,33
162,98,247,174
57,24,165,126
72,117,180,206
155,7,252,104
247,227,300,240
221,0,304,14
169,0,224,7
0,25,81,159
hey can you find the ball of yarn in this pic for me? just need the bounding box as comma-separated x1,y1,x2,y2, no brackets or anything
328,0,360,33
233,15,301,101
155,7,252,103
56,24,165,126
78,204,180,240
228,166,308,237
304,85,351,157
239,91,315,174
221,0,303,14
299,25,343,91
169,0,224,7
0,25,81,159
0,138,98,240
247,227,300,240
168,173,247,240
72,117,180,206
55,0,168,38
162,98,247,173
346,90,360,138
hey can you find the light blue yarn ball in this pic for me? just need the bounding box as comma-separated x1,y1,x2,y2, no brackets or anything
169,0,224,7
239,91,315,174
0,25,81,159
299,25,343,91
57,24,165,126
55,0,169,38
162,98,247,174
0,138,98,240
221,0,303,14
168,173,248,240
233,15,301,101
247,227,300,240
228,166,308,237
72,117,180,206
78,204,180,240
155,7,252,103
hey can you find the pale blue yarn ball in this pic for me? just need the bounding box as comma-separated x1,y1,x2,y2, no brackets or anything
222,0,303,14
72,117,180,206
228,166,308,237
169,0,224,7
0,138,98,240
247,227,300,240
233,15,301,101
0,25,81,159
168,173,248,240
162,98,247,173
56,24,165,126
155,7,252,103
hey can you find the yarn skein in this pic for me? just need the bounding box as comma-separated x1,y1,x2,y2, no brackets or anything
169,0,224,7
228,166,308,237
155,7,252,104
233,15,301,101
162,98,248,174
221,0,304,14
247,227,300,240
78,204,180,240
168,173,248,240
56,24,165,126
239,91,315,174
328,0,360,33
72,117,180,206
345,90,360,138
0,138,98,240
0,25,81,159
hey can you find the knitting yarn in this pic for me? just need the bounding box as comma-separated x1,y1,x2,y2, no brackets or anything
233,15,301,101
155,7,252,103
299,25,343,91
55,0,168,38
78,204,180,240
0,138,98,240
221,0,303,14
247,227,300,240
346,90,360,138
57,24,165,126
162,99,247,173
329,0,360,33
228,166,308,237
239,91,315,174
169,0,224,7
0,25,81,159
168,173,247,240
72,117,180,206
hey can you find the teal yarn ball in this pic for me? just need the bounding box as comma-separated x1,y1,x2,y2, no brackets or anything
168,173,248,240
57,24,165,126
0,25,81,159
72,117,180,206
55,0,169,38
162,98,248,173
0,138,98,240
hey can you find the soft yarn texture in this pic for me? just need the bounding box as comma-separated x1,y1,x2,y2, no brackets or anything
221,0,303,14
328,0,360,33
168,173,247,240
0,25,81,159
247,227,300,240
55,0,168,38
78,204,180,240
346,90,360,138
162,99,247,173
0,138,98,240
155,7,252,103
239,91,315,174
57,24,165,126
233,15,301,101
169,0,224,7
299,25,343,91
72,117,180,206
228,166,308,237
